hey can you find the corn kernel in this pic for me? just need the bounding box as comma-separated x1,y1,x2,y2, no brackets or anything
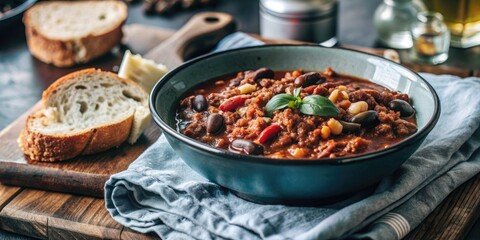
327,118,343,135
341,91,349,100
238,83,256,94
293,70,303,78
290,147,307,158
338,85,347,91
321,125,331,139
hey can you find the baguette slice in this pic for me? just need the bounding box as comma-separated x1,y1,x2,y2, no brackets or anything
18,69,150,162
24,1,127,67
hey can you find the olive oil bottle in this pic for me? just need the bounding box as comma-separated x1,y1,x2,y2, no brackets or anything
423,0,480,48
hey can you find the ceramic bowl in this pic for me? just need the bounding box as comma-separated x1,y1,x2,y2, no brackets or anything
150,45,440,204
0,0,36,31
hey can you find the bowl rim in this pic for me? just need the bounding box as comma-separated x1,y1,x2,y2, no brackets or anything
150,44,441,166
0,0,36,22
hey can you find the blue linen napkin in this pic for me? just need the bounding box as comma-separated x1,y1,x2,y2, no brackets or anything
105,33,480,239
0,230,33,240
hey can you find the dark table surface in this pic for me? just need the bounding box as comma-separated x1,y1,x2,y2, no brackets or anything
1,0,479,130
0,0,479,239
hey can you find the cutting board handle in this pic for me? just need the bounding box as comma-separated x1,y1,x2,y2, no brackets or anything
145,12,236,69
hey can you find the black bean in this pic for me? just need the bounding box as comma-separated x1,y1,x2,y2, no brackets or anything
192,95,208,112
229,76,243,87
206,113,224,134
340,121,361,132
250,68,274,81
351,110,378,125
229,139,263,155
294,72,325,87
389,99,415,118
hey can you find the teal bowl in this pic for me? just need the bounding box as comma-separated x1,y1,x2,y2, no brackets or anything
0,0,36,31
150,45,440,204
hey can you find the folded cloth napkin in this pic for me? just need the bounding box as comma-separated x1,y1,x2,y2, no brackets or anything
105,32,480,239
0,230,32,240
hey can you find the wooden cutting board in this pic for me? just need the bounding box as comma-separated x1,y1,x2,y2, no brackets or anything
0,12,235,198
0,10,473,199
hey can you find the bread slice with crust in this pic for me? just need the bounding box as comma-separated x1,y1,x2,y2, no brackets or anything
18,69,150,162
23,1,127,67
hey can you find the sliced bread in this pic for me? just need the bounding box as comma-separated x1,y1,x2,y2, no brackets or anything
23,1,127,67
18,69,150,162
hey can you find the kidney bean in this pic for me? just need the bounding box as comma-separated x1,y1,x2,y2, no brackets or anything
249,67,274,81
294,72,325,87
340,121,361,132
206,113,224,134
193,95,208,112
350,110,378,125
229,76,243,87
257,124,281,143
229,139,263,155
388,99,415,118
219,96,246,112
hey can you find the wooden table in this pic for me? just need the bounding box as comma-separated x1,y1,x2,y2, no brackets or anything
1,1,479,239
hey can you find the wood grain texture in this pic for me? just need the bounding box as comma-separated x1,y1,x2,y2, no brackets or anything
122,24,175,55
402,63,472,78
145,12,236,69
0,12,236,198
0,113,161,197
121,228,161,240
0,184,22,210
0,25,478,239
0,189,123,239
406,173,480,240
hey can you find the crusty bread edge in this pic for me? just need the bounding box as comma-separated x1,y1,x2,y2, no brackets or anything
82,114,134,155
23,1,127,67
19,111,94,162
19,69,150,162
19,111,134,162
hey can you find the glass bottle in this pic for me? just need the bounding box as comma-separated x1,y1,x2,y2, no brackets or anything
374,0,424,49
410,11,450,64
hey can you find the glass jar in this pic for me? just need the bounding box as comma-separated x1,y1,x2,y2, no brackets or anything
422,0,480,48
374,0,424,49
410,11,450,64
259,0,338,47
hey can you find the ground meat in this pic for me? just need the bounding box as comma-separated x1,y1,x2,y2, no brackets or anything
318,140,348,158
270,134,293,149
393,93,411,103
318,140,337,158
374,124,394,138
183,113,206,138
394,119,417,135
259,79,273,88
321,82,339,90
177,69,417,159
378,110,400,123
344,137,370,153
179,95,194,108
349,90,379,108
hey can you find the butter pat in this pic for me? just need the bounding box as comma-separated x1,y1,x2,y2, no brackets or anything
118,50,169,93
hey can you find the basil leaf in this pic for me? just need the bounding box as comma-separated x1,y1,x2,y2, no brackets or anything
300,95,340,116
265,93,296,115
293,88,301,98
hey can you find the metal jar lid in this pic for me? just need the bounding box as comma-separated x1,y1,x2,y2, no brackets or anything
260,0,337,19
